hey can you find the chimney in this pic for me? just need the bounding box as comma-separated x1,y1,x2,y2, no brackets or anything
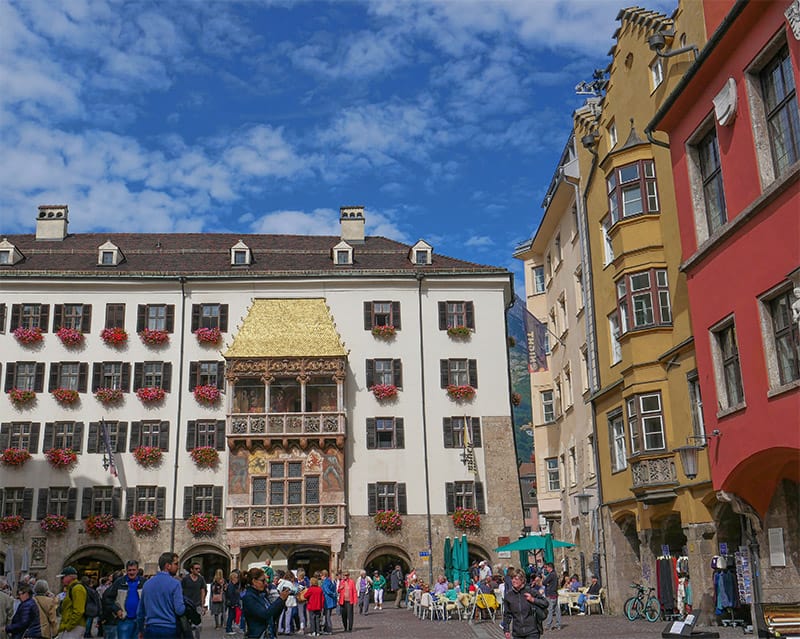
339,206,365,244
36,205,69,240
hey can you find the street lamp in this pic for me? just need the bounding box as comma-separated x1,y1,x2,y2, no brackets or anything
674,431,720,479
575,493,592,516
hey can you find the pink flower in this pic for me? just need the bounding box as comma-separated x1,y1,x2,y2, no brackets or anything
370,384,398,400
133,446,163,467
52,388,79,405
190,446,219,468
193,385,221,405
85,513,115,536
452,508,481,531
101,327,128,346
8,388,36,406
95,387,124,404
1,448,31,467
129,513,159,533
139,329,169,346
56,327,84,346
13,327,43,345
45,448,78,469
446,385,476,401
371,325,396,338
40,514,68,533
0,515,24,534
187,513,219,535
195,327,221,344
137,387,166,403
374,510,402,533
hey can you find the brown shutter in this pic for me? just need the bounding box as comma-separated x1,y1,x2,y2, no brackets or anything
81,305,92,333
445,483,455,514
443,418,454,448
471,418,482,448
129,422,141,451
92,364,101,392
159,422,169,452
156,487,166,519
440,360,449,388
363,302,373,330
39,305,50,332
49,363,60,392
82,487,93,519
67,488,78,519
136,305,146,332
165,305,175,332
133,363,143,391
0,424,10,449
183,486,194,519
219,305,229,332
34,363,45,392
186,421,196,451
72,422,84,453
215,421,226,450
30,423,40,453
365,360,374,388
366,418,376,450
367,483,377,516
121,363,131,392
78,363,88,393
87,422,99,454
9,304,21,331
189,362,198,392
212,486,223,517
52,305,63,331
438,302,447,330
392,301,401,330
394,418,404,449
216,362,225,389
4,363,16,392
397,483,407,514
393,359,403,388
191,305,200,332
465,301,475,329
116,423,128,453
475,482,486,513
162,363,172,392
468,359,478,388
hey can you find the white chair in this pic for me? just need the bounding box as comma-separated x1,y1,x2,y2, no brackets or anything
419,592,435,620
412,589,423,618
586,588,605,615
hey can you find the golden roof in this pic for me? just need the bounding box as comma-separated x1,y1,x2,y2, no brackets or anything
224,298,347,358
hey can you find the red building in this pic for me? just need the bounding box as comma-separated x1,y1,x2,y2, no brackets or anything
649,0,799,623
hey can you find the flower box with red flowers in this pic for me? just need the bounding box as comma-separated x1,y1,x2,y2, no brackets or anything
56,327,84,347
0,515,24,534
194,327,221,344
190,446,219,469
40,513,68,533
133,445,163,467
1,448,31,467
52,388,79,405
85,513,115,537
193,385,221,405
101,327,128,346
13,327,43,345
139,328,169,346
45,447,78,469
370,384,398,401
374,510,402,534
187,512,219,535
8,388,36,407
129,513,159,534
447,326,472,339
452,507,481,531
446,385,476,401
95,387,124,404
136,386,165,403
371,325,396,338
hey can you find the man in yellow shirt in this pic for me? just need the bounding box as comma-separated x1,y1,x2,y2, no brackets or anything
57,567,87,639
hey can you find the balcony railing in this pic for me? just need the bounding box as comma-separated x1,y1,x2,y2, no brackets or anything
229,412,345,437
630,453,679,503
228,504,345,529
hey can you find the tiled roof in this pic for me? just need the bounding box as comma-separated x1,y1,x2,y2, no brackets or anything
0,233,506,277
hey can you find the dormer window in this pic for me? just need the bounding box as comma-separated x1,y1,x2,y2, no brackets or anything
97,240,123,266
0,251,10,265
0,238,23,266
410,240,433,265
332,241,353,265
230,240,251,266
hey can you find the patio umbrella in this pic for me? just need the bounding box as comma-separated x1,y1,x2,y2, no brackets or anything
543,533,555,564
494,534,574,554
444,537,453,583
459,534,470,587
4,544,15,591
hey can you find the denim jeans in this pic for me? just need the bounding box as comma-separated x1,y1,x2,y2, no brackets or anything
545,596,561,629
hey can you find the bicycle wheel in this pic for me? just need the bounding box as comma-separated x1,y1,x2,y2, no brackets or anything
624,596,643,621
645,597,661,622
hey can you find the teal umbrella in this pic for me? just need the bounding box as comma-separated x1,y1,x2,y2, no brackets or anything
543,533,555,564
453,534,470,589
444,537,453,583
494,534,574,553
518,549,528,571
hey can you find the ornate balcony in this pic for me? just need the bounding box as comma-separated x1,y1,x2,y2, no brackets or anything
228,504,345,529
630,453,679,503
228,411,346,450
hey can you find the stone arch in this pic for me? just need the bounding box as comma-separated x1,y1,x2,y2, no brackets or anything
180,541,232,584
358,544,411,603
467,541,492,567
63,544,124,583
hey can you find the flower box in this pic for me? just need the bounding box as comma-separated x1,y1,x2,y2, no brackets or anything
85,513,115,537
45,448,78,469
0,515,24,535
374,510,402,534
40,514,68,533
190,446,219,469
100,327,128,346
195,327,221,344
193,385,221,405
133,446,163,467
187,512,219,535
8,388,36,407
452,508,481,531
52,388,79,405
370,384,398,401
136,387,165,403
13,327,43,345
56,327,84,347
447,326,472,338
139,328,169,346
371,325,396,338
95,387,124,404
446,385,476,401
129,513,159,534
1,448,31,467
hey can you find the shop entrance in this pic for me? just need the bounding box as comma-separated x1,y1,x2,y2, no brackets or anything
64,546,124,585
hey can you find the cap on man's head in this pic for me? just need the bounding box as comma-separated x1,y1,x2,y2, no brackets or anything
58,566,78,578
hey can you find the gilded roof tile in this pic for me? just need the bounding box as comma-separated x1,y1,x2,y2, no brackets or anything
225,298,347,358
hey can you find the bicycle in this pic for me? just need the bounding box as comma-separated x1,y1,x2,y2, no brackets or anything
624,583,660,622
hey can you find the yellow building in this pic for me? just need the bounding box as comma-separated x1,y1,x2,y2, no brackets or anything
573,5,718,616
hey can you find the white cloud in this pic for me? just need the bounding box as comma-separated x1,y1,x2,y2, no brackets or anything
465,235,495,248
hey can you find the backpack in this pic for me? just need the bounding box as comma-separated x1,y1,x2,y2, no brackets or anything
84,587,102,618
533,600,548,622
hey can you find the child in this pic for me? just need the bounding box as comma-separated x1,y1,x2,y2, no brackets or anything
304,578,324,637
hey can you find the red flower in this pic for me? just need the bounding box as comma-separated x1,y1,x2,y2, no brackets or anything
370,384,398,400
95,387,124,404
56,327,84,346
447,385,476,401
45,448,78,469
136,387,166,403
187,513,219,535
133,446,163,467
139,329,169,346
85,513,115,536
374,510,402,533
452,508,481,531
129,513,159,533
193,385,221,405
1,448,31,467
101,327,128,346
8,388,36,406
195,327,221,344
0,515,24,534
371,325,396,338
190,446,219,468
52,388,79,405
13,327,43,345
40,514,68,533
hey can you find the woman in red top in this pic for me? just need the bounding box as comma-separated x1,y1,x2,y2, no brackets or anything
303,578,324,637
337,571,357,633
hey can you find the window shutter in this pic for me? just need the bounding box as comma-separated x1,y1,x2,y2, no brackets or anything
219,305,229,332
159,422,169,452
189,362,198,392
10,304,21,331
0,423,10,450
183,486,194,519
213,486,223,517
475,482,486,513
129,422,141,451
39,305,50,332
165,305,175,332
366,418,376,450
117,423,128,453
53,305,63,330
365,360,374,388
112,487,121,518
22,488,34,519
471,417,482,448
0,304,5,333
121,363,131,392
393,360,403,388
125,489,135,519
78,363,88,393
367,483,377,516
34,363,45,392
67,488,78,519
81,305,92,333
445,483,455,514
397,483,407,514
81,487,93,519
363,302,373,330
191,305,200,332
217,362,225,389
92,364,101,392
438,302,447,330
4,363,15,392
216,421,226,450
133,364,143,391
466,302,475,329
443,418,453,448
395,418,404,449
392,302,401,330
37,489,49,519
87,422,99,454
30,423,40,453
468,359,478,388
136,305,146,332
186,421,196,451
440,360,449,388
73,422,84,453
156,487,166,519
162,363,172,392
44,423,55,450
49,363,59,392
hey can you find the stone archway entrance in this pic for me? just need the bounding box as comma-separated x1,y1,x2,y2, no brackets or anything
64,545,124,584
288,545,331,577
181,542,231,586
363,545,411,602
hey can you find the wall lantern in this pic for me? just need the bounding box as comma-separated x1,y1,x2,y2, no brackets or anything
674,430,720,479
575,493,592,516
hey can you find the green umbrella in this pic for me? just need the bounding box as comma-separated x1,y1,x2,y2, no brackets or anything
444,537,453,582
494,534,574,553
543,533,555,564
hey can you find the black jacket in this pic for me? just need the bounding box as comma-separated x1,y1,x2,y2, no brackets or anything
102,575,145,624
502,585,548,638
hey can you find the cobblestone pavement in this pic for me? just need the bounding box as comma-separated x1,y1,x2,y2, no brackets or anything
199,606,750,639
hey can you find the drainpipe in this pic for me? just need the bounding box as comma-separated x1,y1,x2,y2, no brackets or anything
645,127,670,149
170,276,188,553
416,273,434,586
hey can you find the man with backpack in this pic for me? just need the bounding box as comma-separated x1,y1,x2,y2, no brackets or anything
502,569,549,639
57,567,88,639
102,561,144,639
83,578,103,638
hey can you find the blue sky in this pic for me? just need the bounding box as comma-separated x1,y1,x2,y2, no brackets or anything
1,0,673,291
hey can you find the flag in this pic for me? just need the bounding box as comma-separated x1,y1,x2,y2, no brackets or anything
462,418,478,476
101,419,118,478
519,295,548,372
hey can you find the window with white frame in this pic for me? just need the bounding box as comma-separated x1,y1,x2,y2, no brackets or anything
445,481,485,513
554,234,562,265
443,416,481,449
2,488,26,517
607,160,659,224
557,294,567,336
608,120,618,148
368,482,406,514
568,447,577,487
609,411,627,471
270,461,305,505
687,371,705,441
134,486,158,515
627,392,666,454
711,321,745,409
533,266,546,294
601,216,614,265
759,45,800,177
650,57,664,90
14,362,39,391
7,422,36,452
90,486,115,516
760,287,800,387
46,487,71,516
574,268,585,313
616,269,671,331
60,304,86,330
545,457,560,491
541,390,555,423
563,366,572,409
52,421,78,450
609,313,622,364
